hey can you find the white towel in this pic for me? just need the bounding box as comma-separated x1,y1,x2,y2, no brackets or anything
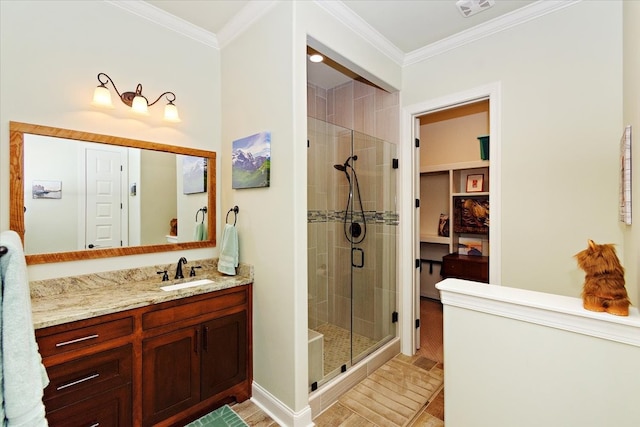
0,231,49,427
217,224,238,276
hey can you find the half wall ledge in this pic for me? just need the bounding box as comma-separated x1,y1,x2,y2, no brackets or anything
436,278,640,348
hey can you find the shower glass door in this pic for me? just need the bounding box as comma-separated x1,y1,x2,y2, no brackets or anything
307,117,397,391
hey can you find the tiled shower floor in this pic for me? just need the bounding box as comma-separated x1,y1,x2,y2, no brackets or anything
313,323,378,375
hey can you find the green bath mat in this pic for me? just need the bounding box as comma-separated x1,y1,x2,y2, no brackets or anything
185,405,248,427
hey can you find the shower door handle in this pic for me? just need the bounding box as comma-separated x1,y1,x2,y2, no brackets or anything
351,247,364,268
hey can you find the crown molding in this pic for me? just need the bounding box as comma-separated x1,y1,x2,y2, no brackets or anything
105,0,219,48
404,0,582,66
216,1,278,49
106,0,582,67
313,0,405,66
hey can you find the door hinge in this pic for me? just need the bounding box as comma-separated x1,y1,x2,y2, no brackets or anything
415,138,420,148
415,199,420,208
415,319,420,329
311,381,318,391
392,158,399,169
307,139,310,148
392,311,399,323
415,259,421,269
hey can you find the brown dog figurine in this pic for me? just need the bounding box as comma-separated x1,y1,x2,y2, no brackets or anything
575,239,630,316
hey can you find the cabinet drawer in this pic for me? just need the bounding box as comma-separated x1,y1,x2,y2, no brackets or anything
143,288,247,330
37,317,134,358
44,344,132,412
46,384,131,427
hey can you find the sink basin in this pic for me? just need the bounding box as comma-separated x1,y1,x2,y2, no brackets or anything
160,279,214,292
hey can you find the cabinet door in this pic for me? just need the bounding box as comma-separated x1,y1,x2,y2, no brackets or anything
142,327,200,426
200,310,248,400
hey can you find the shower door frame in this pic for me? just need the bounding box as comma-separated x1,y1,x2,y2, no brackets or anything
307,117,398,391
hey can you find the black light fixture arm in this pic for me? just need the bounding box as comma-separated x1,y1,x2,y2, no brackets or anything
97,72,124,99
96,72,176,107
148,91,177,107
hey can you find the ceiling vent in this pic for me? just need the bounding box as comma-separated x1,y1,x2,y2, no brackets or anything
455,0,495,17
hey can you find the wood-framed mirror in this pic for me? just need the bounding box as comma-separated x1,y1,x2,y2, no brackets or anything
9,121,216,265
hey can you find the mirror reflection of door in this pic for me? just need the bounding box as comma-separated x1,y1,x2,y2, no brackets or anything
84,147,125,250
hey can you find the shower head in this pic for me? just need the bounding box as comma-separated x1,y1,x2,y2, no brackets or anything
334,155,358,172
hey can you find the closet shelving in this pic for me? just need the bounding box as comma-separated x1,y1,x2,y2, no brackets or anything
420,160,489,249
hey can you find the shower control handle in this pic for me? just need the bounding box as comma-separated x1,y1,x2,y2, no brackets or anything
351,247,364,268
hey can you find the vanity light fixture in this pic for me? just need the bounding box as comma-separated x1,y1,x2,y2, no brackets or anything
92,72,181,122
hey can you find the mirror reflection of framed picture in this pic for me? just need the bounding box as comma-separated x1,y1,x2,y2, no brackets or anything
466,174,484,193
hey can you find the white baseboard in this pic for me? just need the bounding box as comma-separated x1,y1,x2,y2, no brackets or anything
251,382,314,427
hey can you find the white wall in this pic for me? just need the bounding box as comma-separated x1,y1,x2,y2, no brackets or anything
0,1,221,278
623,0,640,311
403,1,631,302
221,1,302,416
439,279,640,427
23,135,80,253
140,150,176,245
221,0,402,418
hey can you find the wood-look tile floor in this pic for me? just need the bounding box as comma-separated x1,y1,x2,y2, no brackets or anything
232,298,444,426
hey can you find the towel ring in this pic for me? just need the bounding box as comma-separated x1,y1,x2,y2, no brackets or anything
195,206,207,223
226,206,239,226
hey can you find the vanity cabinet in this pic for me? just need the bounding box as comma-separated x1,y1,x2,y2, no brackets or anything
36,313,135,427
141,284,252,427
35,283,252,427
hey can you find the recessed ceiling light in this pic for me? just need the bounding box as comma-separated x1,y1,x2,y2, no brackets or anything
309,54,324,63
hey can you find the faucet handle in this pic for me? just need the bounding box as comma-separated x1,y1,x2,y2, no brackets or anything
190,266,202,277
157,270,169,282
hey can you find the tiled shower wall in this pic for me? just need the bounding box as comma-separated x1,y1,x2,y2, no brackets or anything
307,79,399,342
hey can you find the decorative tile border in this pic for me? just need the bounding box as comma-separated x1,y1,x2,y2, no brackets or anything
308,210,398,225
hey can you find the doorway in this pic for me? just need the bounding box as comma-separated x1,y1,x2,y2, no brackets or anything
401,82,502,353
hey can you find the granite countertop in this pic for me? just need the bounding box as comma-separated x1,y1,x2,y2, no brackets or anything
30,259,253,329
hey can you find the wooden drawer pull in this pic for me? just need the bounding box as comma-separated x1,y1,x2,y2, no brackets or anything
55,334,99,347
56,372,100,391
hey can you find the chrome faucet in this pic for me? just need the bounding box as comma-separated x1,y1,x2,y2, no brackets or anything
175,256,188,279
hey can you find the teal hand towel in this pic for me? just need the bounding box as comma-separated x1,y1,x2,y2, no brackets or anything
0,231,49,427
193,221,207,241
217,224,238,276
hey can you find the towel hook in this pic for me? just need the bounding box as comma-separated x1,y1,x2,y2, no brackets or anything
226,206,239,226
0,246,7,258
195,206,207,223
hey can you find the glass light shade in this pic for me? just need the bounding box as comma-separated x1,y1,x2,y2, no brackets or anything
131,95,149,115
92,86,114,108
163,103,181,123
